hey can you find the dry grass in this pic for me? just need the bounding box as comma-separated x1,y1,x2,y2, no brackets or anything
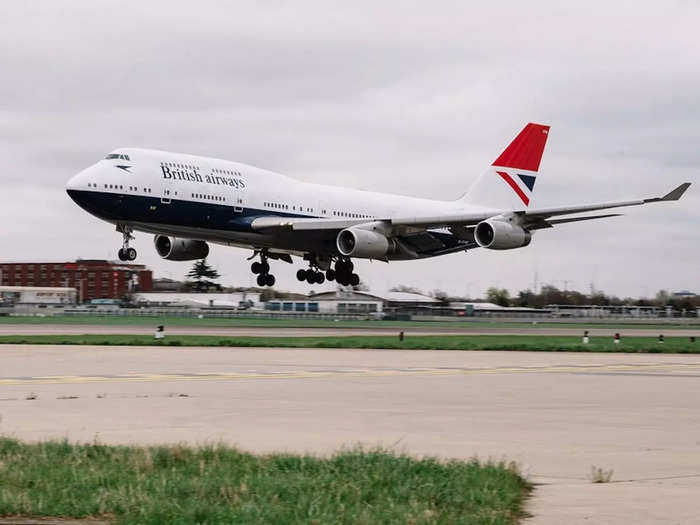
590,466,614,483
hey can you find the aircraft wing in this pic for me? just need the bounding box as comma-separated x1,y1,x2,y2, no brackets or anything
251,182,691,233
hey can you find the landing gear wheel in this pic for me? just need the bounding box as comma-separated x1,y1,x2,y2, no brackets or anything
256,274,267,287
306,272,316,284
315,272,325,284
260,261,270,274
296,269,307,281
265,274,276,287
326,269,335,281
251,261,262,274
349,273,360,287
118,226,135,262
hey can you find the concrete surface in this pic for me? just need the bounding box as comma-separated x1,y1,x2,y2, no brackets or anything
0,323,698,337
1,345,699,523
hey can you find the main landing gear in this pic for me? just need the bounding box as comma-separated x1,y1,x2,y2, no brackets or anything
297,258,360,287
250,254,275,287
117,226,137,261
334,258,360,287
296,267,326,285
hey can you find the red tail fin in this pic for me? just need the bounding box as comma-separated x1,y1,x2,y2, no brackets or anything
492,123,550,172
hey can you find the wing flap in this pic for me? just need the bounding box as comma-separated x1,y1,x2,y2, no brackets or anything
547,213,622,225
527,213,622,231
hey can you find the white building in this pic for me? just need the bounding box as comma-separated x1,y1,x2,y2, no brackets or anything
0,286,77,306
263,290,441,316
264,291,383,315
132,292,261,309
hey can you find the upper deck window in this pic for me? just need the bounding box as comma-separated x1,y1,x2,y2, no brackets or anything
105,153,131,161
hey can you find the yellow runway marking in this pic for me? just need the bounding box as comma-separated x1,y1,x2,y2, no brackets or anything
1,362,700,386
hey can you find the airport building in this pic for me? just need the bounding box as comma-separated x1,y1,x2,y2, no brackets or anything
0,286,77,306
449,302,552,318
133,292,260,309
263,290,440,316
0,260,152,302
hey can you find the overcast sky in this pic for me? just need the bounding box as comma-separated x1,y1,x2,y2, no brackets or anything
1,1,698,298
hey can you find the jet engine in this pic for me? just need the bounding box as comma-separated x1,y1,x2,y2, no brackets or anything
474,219,531,250
336,228,393,259
154,235,210,261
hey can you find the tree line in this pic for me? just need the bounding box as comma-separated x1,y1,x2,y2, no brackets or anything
477,285,698,311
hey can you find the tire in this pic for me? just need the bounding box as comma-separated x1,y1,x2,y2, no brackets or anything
296,269,307,281
349,273,360,287
336,274,348,286
315,272,325,284
326,269,335,281
266,274,276,287
336,260,353,273
118,249,127,261
260,261,270,274
306,272,315,284
127,248,137,261
256,274,267,287
251,261,261,274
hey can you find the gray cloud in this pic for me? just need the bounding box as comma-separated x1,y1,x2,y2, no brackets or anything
1,1,697,297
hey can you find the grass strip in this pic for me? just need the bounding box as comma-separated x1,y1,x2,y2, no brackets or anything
0,314,697,330
0,334,697,352
0,438,529,524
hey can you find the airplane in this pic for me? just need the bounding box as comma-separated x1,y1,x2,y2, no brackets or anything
66,123,691,287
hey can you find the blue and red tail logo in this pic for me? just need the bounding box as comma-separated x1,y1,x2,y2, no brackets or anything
492,123,549,206
495,171,536,206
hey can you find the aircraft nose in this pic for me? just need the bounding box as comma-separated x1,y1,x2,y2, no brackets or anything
66,172,82,191
66,165,97,192
66,166,99,212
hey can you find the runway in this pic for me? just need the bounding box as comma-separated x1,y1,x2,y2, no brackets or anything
1,323,698,337
1,344,699,524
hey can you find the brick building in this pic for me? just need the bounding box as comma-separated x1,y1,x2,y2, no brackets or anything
0,260,152,302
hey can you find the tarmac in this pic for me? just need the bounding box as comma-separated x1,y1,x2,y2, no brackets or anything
1,344,699,524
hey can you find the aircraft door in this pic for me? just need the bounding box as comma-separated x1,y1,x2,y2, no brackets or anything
234,175,246,212
161,171,173,204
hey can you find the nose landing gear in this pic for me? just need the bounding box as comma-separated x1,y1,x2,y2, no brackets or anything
117,226,137,261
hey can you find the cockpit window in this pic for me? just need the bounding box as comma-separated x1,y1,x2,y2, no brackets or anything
105,153,131,161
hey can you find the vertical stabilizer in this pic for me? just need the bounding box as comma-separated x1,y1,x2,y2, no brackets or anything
462,123,550,209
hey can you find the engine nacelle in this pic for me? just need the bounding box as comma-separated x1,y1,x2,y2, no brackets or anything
154,235,209,261
336,228,392,259
474,219,531,250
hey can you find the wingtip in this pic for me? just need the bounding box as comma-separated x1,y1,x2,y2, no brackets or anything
662,182,691,201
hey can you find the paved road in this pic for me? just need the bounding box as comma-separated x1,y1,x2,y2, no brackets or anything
0,345,698,524
0,323,698,337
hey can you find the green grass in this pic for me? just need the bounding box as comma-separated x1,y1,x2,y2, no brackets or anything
0,438,529,524
0,314,697,330
0,334,697,352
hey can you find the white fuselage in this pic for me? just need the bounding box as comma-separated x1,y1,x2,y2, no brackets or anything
66,148,476,256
